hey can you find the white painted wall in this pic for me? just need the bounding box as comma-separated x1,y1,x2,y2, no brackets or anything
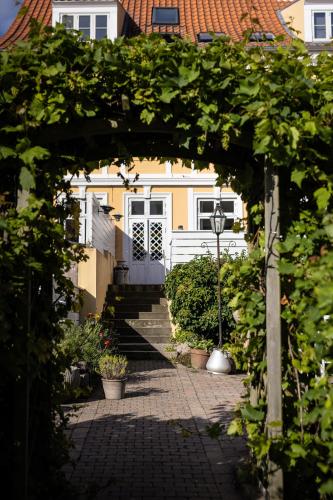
52,0,121,40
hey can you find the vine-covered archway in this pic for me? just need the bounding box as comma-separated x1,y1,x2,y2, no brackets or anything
1,25,333,499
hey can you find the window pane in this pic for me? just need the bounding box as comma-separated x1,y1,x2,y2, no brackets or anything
220,201,234,212
131,200,144,215
96,28,107,40
314,12,326,38
152,7,179,25
79,15,90,39
96,15,107,28
199,200,214,213
79,15,90,28
199,218,212,230
224,218,234,230
62,15,73,30
150,200,163,215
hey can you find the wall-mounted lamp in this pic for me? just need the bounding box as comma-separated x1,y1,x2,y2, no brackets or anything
98,205,114,215
112,213,123,222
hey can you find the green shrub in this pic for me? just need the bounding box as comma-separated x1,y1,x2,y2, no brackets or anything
171,329,196,345
59,315,118,371
188,336,215,352
98,354,128,379
164,255,239,342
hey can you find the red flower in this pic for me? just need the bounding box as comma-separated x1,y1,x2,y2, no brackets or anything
104,339,111,347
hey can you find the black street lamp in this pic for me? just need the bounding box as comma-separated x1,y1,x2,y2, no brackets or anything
209,203,226,348
206,202,232,375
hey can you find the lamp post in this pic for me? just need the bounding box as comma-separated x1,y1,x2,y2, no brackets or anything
209,203,226,347
206,203,232,374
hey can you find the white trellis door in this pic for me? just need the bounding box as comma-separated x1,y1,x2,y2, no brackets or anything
127,198,167,284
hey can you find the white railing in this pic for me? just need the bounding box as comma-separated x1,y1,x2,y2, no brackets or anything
169,230,248,268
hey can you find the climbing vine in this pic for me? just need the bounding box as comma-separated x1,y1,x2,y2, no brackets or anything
0,22,332,497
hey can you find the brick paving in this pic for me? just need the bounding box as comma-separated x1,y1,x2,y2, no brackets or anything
63,360,247,500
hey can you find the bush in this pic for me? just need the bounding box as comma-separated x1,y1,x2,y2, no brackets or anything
98,354,128,379
188,336,215,352
164,255,238,343
59,315,118,371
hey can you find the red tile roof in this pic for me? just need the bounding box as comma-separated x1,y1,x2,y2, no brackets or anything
0,0,52,49
0,0,295,49
121,0,295,41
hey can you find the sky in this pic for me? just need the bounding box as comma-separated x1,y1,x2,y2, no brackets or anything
0,0,22,36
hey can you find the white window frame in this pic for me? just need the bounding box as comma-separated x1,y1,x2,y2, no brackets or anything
190,192,243,232
312,10,333,41
128,198,166,219
56,12,110,40
305,3,333,42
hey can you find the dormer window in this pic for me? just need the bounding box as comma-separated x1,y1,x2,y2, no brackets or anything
197,32,225,43
312,11,333,40
152,7,179,25
61,13,108,40
249,32,275,42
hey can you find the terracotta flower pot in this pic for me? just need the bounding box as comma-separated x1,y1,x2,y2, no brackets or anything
101,378,127,400
190,348,210,369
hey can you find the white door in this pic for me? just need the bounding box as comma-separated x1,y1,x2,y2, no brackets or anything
128,199,167,284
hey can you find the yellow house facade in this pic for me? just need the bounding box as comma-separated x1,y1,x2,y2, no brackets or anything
68,160,247,317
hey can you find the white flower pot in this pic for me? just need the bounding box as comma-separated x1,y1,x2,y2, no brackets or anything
206,349,232,374
101,378,127,400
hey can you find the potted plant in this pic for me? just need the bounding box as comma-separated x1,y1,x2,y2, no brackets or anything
188,336,215,369
99,354,128,400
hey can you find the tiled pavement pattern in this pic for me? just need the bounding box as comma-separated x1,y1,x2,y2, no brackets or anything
64,360,247,500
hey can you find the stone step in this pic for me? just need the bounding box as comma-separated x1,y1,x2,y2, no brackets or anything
117,326,172,336
118,343,164,352
107,296,167,306
114,311,169,320
118,350,167,360
109,284,163,293
119,334,170,345
115,319,171,328
114,304,168,313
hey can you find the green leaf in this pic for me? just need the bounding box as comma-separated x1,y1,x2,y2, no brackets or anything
241,404,265,422
279,260,296,274
325,224,333,239
291,168,306,188
314,187,330,211
291,444,307,458
289,126,300,149
160,88,179,103
177,65,200,88
19,167,35,191
140,109,155,125
227,418,243,436
0,146,16,159
19,146,50,166
238,80,260,97
254,135,270,155
319,480,333,495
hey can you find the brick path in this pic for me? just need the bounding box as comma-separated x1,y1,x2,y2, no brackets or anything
63,360,247,500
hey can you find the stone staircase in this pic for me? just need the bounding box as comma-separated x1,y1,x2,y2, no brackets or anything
105,284,172,360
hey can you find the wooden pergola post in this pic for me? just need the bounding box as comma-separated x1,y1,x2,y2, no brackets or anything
264,161,283,499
